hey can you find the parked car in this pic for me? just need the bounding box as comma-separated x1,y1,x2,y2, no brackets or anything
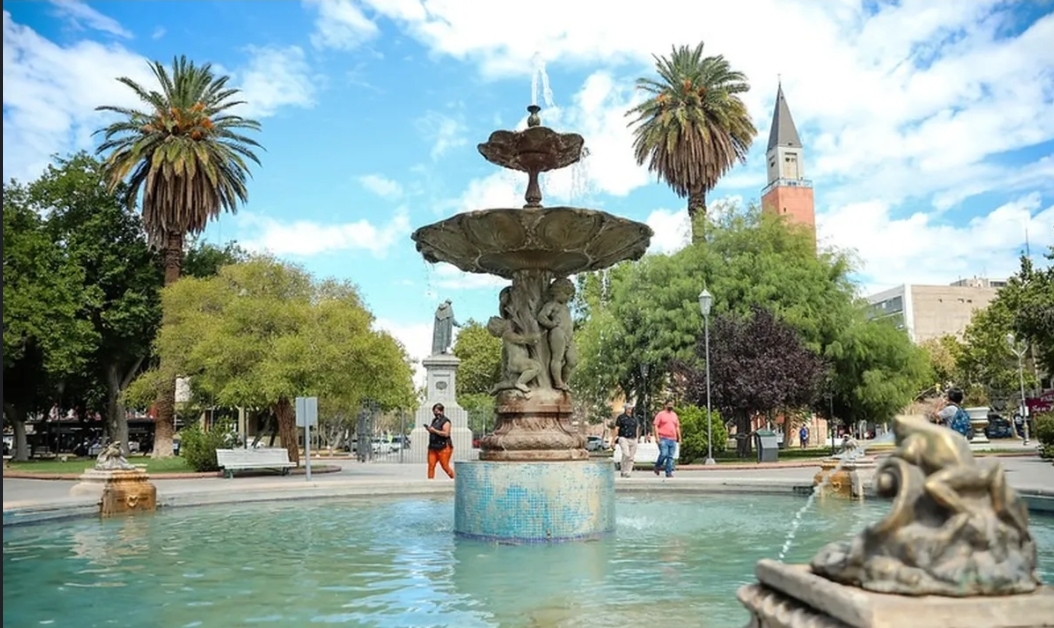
984,417,1015,440
371,438,395,455
585,435,608,452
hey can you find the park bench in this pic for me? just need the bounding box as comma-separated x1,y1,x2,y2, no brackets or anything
216,448,295,479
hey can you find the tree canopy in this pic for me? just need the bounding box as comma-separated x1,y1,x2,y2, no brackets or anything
572,203,927,428
452,319,502,397
127,257,415,463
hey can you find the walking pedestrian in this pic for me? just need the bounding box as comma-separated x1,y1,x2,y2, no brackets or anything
611,404,640,477
653,400,681,478
425,403,455,479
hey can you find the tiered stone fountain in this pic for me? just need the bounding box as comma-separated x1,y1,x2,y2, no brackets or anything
412,105,652,542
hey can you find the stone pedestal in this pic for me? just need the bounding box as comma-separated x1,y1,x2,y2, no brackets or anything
70,468,157,518
966,406,991,444
480,389,587,461
738,559,1054,628
454,460,614,542
409,353,473,462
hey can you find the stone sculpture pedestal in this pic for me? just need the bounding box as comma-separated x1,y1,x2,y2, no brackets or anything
966,406,991,445
738,559,1054,628
70,467,158,518
409,353,472,462
455,389,613,542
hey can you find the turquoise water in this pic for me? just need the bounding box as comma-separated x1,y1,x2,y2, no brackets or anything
4,495,1053,628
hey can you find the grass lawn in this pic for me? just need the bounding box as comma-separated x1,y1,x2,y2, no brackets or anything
6,456,196,474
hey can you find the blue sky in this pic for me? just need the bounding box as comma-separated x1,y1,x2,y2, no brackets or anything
4,0,1053,378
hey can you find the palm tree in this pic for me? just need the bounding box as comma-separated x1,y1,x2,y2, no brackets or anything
95,55,262,457
627,43,755,242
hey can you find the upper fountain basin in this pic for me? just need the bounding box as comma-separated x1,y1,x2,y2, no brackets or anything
478,126,585,173
412,207,653,279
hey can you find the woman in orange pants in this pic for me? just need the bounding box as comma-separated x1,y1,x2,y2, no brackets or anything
425,403,455,479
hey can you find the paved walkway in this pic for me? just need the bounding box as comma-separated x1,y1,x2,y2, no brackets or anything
4,452,1051,526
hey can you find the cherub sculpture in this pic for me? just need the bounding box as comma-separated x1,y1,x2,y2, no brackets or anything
486,316,542,395
537,277,578,390
811,413,1039,596
95,441,135,471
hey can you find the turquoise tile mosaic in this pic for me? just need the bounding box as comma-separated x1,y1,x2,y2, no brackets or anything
453,460,615,543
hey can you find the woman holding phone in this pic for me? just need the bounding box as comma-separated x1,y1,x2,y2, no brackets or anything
425,403,455,479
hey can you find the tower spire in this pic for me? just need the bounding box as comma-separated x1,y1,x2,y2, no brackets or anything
767,83,802,152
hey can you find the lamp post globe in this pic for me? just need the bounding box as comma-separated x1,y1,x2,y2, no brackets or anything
699,289,715,465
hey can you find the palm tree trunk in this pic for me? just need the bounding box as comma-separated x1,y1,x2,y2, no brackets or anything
152,230,185,458
273,397,300,465
687,189,707,243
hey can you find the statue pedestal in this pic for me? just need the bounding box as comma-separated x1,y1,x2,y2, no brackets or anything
480,389,588,461
738,559,1054,628
70,467,158,518
454,460,614,542
409,353,472,462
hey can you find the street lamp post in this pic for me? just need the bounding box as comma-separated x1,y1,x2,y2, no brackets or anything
639,363,650,442
1006,333,1030,446
699,289,715,465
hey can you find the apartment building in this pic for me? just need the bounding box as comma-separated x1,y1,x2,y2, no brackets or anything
865,278,1005,342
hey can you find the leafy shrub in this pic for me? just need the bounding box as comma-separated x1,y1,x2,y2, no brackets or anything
676,405,728,463
1034,412,1054,457
179,418,237,472
1041,445,1054,461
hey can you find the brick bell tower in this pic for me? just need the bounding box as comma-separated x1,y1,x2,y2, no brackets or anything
761,83,815,246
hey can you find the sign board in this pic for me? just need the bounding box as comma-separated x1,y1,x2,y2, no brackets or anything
295,396,318,428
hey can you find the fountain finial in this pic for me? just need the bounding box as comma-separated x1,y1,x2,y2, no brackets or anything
526,104,542,128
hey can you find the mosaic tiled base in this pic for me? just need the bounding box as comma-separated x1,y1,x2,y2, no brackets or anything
454,460,615,543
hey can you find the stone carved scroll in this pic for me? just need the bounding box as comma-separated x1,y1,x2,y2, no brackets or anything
810,413,1041,597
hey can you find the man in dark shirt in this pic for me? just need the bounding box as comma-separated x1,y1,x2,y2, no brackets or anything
611,404,640,477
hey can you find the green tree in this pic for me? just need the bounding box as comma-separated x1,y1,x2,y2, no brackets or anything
2,183,97,460
823,314,931,427
919,334,964,388
573,203,856,411
126,257,415,464
95,55,263,457
32,153,163,454
627,42,756,241
988,250,1054,377
957,298,1038,405
183,237,249,279
452,319,503,397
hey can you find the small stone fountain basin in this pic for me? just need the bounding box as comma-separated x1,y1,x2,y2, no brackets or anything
411,207,653,279
814,456,879,499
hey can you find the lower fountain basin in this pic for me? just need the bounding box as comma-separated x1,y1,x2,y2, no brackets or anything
4,495,1053,628
454,460,614,542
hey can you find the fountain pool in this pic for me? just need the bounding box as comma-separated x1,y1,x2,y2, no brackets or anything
4,495,1054,628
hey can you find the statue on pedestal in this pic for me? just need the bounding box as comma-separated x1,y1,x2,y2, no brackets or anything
95,442,135,471
431,299,461,355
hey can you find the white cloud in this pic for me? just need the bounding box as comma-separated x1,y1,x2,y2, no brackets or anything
2,13,316,183
151,26,165,40
49,0,132,38
374,318,431,387
359,0,1053,293
357,0,1053,206
431,263,508,290
232,46,317,119
819,193,1054,294
305,0,379,51
358,173,404,199
238,210,411,257
416,111,467,160
645,209,690,255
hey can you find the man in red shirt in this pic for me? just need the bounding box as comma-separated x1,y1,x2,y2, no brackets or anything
652,400,681,477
